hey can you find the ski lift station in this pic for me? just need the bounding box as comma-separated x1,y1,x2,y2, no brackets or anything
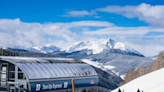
0,56,98,92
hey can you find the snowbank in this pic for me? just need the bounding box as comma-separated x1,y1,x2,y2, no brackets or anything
112,68,164,92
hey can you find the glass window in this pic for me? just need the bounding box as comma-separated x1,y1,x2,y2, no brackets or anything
9,64,15,71
9,72,15,78
18,73,23,79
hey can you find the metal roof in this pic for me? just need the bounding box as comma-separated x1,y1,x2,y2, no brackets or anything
0,56,97,80
0,56,83,63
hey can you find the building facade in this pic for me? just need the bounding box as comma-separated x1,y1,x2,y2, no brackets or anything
0,56,98,92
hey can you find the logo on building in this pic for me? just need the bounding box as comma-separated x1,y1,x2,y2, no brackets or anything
64,82,68,88
36,84,41,91
90,80,94,85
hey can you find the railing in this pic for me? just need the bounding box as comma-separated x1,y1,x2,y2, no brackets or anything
7,82,20,92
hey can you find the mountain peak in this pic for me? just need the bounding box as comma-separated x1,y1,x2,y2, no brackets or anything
106,38,116,48
64,40,108,54
63,38,143,56
46,44,53,47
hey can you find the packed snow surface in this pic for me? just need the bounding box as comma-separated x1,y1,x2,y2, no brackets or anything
112,68,164,92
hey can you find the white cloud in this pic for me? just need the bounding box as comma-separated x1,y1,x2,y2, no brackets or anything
71,21,115,27
122,39,164,56
83,26,164,56
0,18,163,56
0,18,115,48
0,18,77,48
94,16,101,18
83,26,164,37
63,10,96,17
97,3,164,27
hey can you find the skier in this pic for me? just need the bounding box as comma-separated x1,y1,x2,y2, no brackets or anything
137,89,140,92
118,88,121,92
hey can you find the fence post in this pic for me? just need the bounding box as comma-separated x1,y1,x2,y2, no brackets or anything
72,79,75,92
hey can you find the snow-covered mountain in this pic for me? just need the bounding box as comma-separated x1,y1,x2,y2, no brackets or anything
27,44,60,53
52,39,150,79
112,67,164,92
62,38,143,56
63,40,109,54
53,49,152,79
6,44,60,54
5,38,152,79
81,50,152,79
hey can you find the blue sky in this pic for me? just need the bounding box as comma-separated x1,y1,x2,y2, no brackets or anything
0,0,164,56
0,0,156,25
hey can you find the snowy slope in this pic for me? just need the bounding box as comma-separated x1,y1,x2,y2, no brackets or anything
27,44,60,53
63,38,143,56
81,52,152,79
82,59,117,76
112,68,164,92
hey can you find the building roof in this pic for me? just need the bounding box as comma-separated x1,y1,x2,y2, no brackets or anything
0,56,82,63
0,56,97,80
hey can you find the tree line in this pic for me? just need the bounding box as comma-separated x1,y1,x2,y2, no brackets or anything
0,48,18,56
120,52,164,86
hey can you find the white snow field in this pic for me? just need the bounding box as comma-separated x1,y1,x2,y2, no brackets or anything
112,68,164,92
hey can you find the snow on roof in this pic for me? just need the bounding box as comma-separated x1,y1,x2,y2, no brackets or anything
0,56,83,63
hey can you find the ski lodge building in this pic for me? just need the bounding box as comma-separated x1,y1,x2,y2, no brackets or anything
0,56,98,92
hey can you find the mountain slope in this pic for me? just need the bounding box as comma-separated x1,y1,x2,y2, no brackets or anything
81,50,152,79
53,49,152,79
92,66,122,90
112,67,164,92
